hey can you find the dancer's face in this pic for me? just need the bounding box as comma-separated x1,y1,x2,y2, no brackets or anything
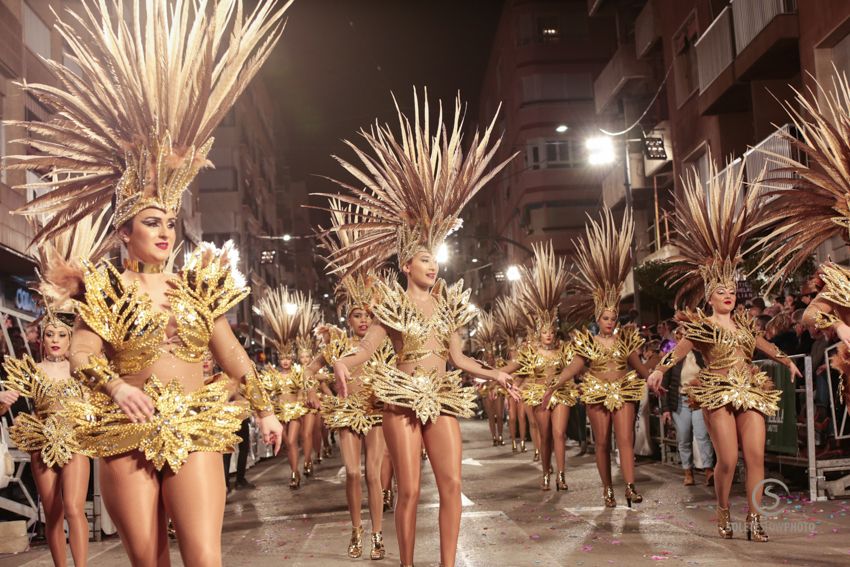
539,328,555,346
121,208,176,265
597,309,617,335
42,324,70,358
298,352,312,366
280,356,293,370
348,308,372,338
709,286,736,315
404,251,438,288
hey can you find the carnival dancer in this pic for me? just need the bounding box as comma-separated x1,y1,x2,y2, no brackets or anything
494,297,528,453
295,296,322,477
471,310,506,447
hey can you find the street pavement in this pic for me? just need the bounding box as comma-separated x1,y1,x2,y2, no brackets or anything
2,419,849,566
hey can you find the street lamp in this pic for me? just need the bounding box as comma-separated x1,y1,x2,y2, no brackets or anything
506,265,521,282
586,136,616,165
555,124,569,133
436,243,449,264
282,234,292,242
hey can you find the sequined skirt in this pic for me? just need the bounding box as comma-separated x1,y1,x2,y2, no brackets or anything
371,364,476,424
580,371,645,411
320,390,382,435
683,367,780,416
65,376,248,473
277,400,310,423
9,411,90,468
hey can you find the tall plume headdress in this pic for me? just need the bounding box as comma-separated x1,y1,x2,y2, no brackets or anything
567,208,633,321
317,88,516,273
471,310,498,356
493,296,523,353
750,72,850,290
516,241,570,334
664,154,762,307
295,292,319,358
4,0,290,244
256,286,302,360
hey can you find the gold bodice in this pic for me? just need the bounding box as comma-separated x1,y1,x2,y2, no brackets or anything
371,279,476,364
571,326,643,374
77,243,249,376
2,355,85,416
260,364,310,397
678,309,758,370
514,342,572,384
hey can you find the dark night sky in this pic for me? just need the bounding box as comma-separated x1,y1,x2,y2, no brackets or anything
261,0,504,220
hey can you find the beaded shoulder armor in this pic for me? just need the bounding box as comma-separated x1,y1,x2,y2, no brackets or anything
2,355,86,415
372,279,476,363
819,263,850,308
77,242,249,375
571,326,643,372
677,309,758,370
514,342,572,381
320,325,360,367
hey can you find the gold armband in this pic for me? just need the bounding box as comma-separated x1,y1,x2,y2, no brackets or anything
773,348,790,362
241,366,274,415
655,350,680,373
75,354,119,391
813,310,841,330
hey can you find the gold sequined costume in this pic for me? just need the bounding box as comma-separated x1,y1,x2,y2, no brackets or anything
572,327,645,411
515,343,578,409
260,364,312,423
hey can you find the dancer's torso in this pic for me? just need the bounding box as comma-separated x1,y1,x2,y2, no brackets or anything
571,327,643,383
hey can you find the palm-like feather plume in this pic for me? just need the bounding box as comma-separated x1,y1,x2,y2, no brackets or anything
256,286,301,356
515,241,570,333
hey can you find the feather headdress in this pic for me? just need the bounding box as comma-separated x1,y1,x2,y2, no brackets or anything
750,72,850,290
295,293,319,357
515,242,570,334
318,88,516,272
664,154,761,307
567,208,633,321
471,310,498,355
493,296,523,351
5,0,290,244
256,286,301,359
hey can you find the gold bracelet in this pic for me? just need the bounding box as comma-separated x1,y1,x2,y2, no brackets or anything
74,354,119,391
655,350,680,373
813,310,841,330
241,365,274,415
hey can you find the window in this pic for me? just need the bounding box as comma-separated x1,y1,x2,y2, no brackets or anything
526,138,584,169
23,3,51,59
521,73,594,103
198,167,237,192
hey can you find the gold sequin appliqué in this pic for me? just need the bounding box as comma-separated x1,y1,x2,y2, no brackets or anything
371,366,476,424
580,371,645,411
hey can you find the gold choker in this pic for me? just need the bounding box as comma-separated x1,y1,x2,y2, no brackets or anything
123,259,165,274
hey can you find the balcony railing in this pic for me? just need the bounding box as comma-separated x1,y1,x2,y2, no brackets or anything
647,210,676,255
594,42,651,114
695,6,734,94
744,123,800,183
732,0,797,55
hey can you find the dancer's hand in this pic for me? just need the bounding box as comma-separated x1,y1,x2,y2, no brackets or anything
0,390,19,407
786,360,802,379
307,391,321,409
258,414,284,455
494,371,521,402
837,322,850,349
662,411,672,425
647,370,666,395
333,361,350,398
110,381,155,423
542,388,554,409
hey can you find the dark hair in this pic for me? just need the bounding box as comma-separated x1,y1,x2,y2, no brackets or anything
750,298,766,310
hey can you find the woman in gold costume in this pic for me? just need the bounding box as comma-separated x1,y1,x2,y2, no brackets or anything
471,310,506,447
500,243,574,490
326,91,518,567
256,288,319,490
545,209,647,507
647,160,799,541
296,300,323,476
493,297,528,453
4,2,287,564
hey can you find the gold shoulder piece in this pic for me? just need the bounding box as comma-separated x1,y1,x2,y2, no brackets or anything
2,355,45,400
435,279,477,332
257,366,284,398
513,343,541,379
820,263,850,309
320,325,356,366
617,325,644,356
678,308,719,345
371,280,414,333
570,328,597,360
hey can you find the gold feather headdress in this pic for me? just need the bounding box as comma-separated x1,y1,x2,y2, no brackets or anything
317,88,516,272
567,208,633,321
296,293,319,358
750,72,850,290
664,154,761,307
471,310,498,355
256,286,301,360
5,0,290,244
516,242,570,334
493,295,523,352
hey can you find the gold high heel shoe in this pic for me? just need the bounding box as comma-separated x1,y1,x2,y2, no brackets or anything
383,488,394,512
348,525,364,558
492,436,499,446
603,486,616,508
716,506,733,539
304,459,313,477
541,469,551,491
533,449,540,462
316,453,323,464
498,435,505,446
512,439,518,453
556,471,568,491
745,512,768,542
625,483,643,508
520,440,527,453
289,470,301,490
323,445,332,458
370,531,386,559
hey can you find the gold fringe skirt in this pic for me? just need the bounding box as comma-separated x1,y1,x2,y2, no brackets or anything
9,411,89,468
580,371,645,412
320,390,382,435
277,401,310,423
683,367,780,416
371,364,476,424
65,376,247,473
521,381,580,409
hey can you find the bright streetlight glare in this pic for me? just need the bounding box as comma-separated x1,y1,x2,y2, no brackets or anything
586,135,616,165
506,265,521,282
555,124,568,133
436,243,449,263
472,258,479,263
282,234,292,242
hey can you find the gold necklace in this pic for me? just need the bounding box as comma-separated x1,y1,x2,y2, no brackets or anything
123,258,165,274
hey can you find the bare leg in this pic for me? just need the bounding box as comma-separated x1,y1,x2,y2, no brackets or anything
162,452,225,567
381,446,394,490
364,426,387,532
301,413,316,468
703,407,738,508
313,416,323,461
422,415,463,567
338,429,364,527
61,453,91,567
551,404,570,473
99,452,169,567
382,409,423,565
485,396,497,439
611,403,637,483
285,420,302,475
586,404,613,486
524,403,540,454
736,410,767,511
495,395,505,439
533,405,552,474
31,452,67,567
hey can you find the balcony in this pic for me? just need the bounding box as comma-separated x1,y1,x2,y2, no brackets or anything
594,42,653,114
0,2,22,77
744,123,799,184
732,0,799,80
635,0,660,58
516,167,606,204
600,150,648,209
695,7,750,115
